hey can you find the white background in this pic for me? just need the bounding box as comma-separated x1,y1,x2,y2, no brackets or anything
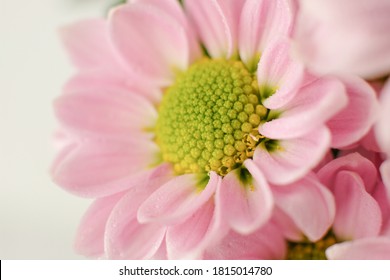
0,0,120,259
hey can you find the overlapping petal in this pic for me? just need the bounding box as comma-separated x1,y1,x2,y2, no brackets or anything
326,237,390,260
272,175,335,241
166,199,226,259
51,140,160,197
218,162,273,234
105,172,171,259
54,86,157,141
109,3,189,85
74,192,125,258
260,77,347,139
63,70,162,104
327,75,379,148
318,153,377,193
138,172,220,224
204,222,287,260
184,0,245,58
253,127,331,185
132,0,201,62
60,19,123,71
332,171,382,240
239,0,294,71
257,40,304,109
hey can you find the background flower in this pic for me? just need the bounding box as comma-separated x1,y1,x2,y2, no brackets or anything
293,0,390,79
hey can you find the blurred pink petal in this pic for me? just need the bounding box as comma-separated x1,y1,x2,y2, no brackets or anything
74,192,125,258
60,19,123,71
253,127,331,185
326,237,390,260
272,175,335,241
51,140,160,197
239,0,294,71
138,172,220,224
132,0,201,62
63,70,162,104
294,0,390,79
105,173,170,259
184,0,245,58
327,76,379,148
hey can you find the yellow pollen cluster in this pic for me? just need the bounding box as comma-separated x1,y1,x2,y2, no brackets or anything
287,232,338,260
155,58,267,176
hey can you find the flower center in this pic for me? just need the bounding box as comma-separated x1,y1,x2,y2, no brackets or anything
155,58,267,176
286,232,338,260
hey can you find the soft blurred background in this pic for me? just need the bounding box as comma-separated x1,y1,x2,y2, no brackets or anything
0,0,122,259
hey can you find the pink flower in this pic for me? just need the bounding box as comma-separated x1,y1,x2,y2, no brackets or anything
318,153,390,259
259,153,390,260
293,0,390,79
52,0,379,259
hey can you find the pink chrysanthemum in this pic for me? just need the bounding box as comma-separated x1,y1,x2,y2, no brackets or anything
245,153,390,260
52,0,378,259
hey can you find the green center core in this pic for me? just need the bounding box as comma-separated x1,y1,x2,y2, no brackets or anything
155,58,266,176
287,232,338,260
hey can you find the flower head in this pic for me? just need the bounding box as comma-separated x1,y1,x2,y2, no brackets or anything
53,0,380,259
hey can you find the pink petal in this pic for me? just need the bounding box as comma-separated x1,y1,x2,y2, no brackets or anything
317,153,377,194
294,0,390,79
204,222,287,260
332,171,382,240
218,163,273,234
376,80,390,154
272,207,303,241
166,199,226,259
239,0,294,71
253,127,331,185
272,174,335,241
132,0,201,62
105,172,171,259
150,239,168,260
74,192,124,258
260,77,347,139
59,19,123,71
109,3,189,86
54,87,157,141
327,75,379,148
326,237,390,260
51,140,161,198
257,40,304,109
184,0,245,58
63,70,162,104
138,172,220,224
